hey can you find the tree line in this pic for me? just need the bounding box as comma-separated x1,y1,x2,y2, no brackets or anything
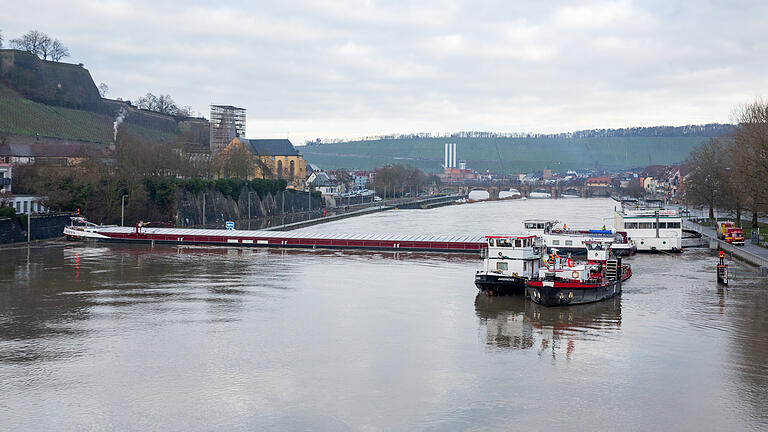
10,129,285,225
372,164,440,198
684,98,768,226
0,29,70,61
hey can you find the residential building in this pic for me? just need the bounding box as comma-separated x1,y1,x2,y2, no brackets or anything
2,195,47,214
0,163,11,194
307,171,342,196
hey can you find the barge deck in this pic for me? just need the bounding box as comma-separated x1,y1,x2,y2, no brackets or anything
71,226,487,253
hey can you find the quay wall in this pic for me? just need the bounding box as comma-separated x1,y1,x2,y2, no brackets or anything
0,213,73,244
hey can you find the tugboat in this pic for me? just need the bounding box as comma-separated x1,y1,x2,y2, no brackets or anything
525,241,631,307
475,235,543,295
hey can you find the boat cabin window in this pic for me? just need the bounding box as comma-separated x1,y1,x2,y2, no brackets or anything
496,238,513,247
515,239,522,247
551,240,560,245
524,223,536,229
586,242,605,250
639,222,653,229
666,222,680,228
496,262,508,271
565,240,573,246
625,222,638,229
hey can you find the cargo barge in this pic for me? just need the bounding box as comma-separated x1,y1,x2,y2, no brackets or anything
64,219,486,253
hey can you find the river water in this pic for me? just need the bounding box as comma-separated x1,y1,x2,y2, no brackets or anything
1,198,766,431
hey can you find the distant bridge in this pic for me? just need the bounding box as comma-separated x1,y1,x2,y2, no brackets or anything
440,182,611,200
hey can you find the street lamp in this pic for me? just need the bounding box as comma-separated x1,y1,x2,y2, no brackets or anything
247,191,255,230
121,195,128,227
202,193,208,226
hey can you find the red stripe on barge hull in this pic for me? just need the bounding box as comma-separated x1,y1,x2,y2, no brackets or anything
93,228,486,253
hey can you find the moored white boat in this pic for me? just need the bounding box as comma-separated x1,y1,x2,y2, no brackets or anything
523,219,636,256
475,235,543,296
613,200,682,252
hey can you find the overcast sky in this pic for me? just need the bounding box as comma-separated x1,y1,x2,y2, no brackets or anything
3,0,767,144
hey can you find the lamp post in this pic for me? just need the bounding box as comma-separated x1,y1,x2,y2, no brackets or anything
247,191,253,230
202,193,207,226
121,195,128,227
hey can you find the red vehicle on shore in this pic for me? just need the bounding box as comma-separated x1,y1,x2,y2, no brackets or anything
716,221,745,246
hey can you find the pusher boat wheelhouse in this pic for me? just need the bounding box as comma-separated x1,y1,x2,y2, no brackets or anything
475,235,543,295
525,240,632,307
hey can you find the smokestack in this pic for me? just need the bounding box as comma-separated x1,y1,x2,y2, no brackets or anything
444,143,449,168
452,143,457,168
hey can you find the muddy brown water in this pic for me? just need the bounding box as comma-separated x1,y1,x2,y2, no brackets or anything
1,198,766,431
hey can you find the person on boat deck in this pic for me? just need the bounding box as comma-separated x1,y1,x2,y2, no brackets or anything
602,225,606,230
563,224,567,230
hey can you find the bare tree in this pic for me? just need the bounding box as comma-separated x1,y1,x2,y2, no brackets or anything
135,92,186,115
214,141,256,179
0,29,4,48
8,30,69,61
98,83,109,98
684,138,731,219
10,30,48,56
49,39,70,61
731,98,768,227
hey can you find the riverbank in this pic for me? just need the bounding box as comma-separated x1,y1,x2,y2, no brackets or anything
684,220,768,273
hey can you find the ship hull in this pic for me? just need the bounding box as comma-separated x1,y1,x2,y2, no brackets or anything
475,273,527,296
526,279,622,306
526,267,632,307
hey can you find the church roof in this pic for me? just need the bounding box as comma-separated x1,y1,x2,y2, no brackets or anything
239,138,299,156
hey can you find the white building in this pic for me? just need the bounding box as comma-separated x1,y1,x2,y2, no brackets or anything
2,195,48,214
0,163,11,194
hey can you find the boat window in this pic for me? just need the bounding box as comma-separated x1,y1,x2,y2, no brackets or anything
658,222,667,228
565,240,573,246
524,223,535,229
551,240,560,245
497,262,508,271
497,238,512,247
537,224,545,229
515,239,522,247
667,222,680,228
639,222,653,229
625,222,638,229
488,239,494,246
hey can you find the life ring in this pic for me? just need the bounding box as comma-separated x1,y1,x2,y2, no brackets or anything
571,271,580,279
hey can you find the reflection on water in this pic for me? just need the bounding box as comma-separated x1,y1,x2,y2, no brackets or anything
475,294,621,358
1,198,767,431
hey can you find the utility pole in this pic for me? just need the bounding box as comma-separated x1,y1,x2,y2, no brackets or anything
27,210,31,243
247,192,252,230
202,193,207,226
121,195,128,227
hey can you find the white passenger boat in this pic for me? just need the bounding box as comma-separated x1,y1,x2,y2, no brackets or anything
475,235,543,295
523,219,636,256
613,200,682,252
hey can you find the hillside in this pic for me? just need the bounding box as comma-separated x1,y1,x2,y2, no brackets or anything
300,131,724,174
0,83,176,143
0,49,208,147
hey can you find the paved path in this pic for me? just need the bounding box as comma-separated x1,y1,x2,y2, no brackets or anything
684,220,768,269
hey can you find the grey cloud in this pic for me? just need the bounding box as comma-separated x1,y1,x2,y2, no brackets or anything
3,0,768,144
